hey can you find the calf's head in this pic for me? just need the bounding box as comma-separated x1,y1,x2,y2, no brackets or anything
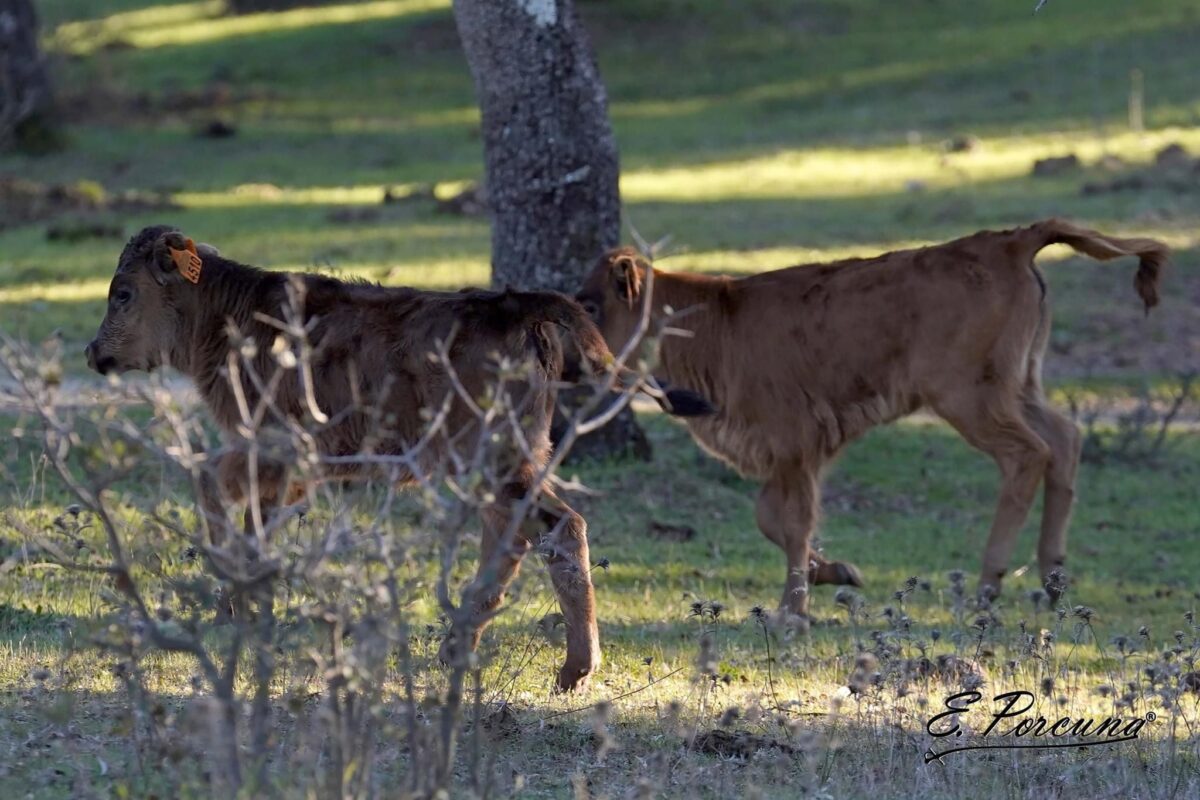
577,247,715,418
86,226,208,375
576,247,654,356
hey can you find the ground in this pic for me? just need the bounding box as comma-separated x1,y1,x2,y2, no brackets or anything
1,0,1199,797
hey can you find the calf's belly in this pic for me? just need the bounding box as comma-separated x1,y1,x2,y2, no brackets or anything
686,417,779,480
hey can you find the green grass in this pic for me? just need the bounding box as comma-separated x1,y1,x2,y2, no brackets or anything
2,0,1200,796
3,411,1199,796
2,0,1199,362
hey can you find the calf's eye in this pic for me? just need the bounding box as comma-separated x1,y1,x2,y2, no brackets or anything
114,288,133,306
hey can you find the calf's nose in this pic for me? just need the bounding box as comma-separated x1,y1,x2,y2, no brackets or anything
85,341,97,372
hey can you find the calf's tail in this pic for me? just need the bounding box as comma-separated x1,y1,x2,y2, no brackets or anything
1029,218,1168,312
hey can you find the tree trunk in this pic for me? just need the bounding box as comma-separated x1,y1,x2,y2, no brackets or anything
0,0,55,153
453,0,649,462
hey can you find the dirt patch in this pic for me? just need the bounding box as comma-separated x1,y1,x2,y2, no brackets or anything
324,184,441,224
1081,143,1200,197
196,119,238,139
0,177,176,232
648,520,697,542
944,135,980,154
1031,154,1080,177
692,729,797,759
907,654,990,688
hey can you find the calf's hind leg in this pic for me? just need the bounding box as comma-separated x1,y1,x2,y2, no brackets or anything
936,395,1051,600
1023,398,1082,600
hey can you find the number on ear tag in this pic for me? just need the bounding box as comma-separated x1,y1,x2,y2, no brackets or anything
170,238,203,284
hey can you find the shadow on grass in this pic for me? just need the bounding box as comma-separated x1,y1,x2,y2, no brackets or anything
2,663,1196,798
0,604,94,636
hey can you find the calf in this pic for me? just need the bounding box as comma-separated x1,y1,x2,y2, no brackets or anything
86,225,705,691
577,219,1167,620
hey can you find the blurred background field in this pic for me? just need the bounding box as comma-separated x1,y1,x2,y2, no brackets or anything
1,0,1198,380
2,1,1199,797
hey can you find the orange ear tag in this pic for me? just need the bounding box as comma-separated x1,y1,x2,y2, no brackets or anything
170,238,203,284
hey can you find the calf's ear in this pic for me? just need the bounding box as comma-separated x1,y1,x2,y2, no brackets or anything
151,231,204,286
613,254,643,309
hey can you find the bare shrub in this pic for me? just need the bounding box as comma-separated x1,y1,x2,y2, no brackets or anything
0,282,681,797
1064,371,1198,465
3,281,1199,797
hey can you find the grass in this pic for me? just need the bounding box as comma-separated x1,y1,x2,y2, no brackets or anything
2,0,1199,796
2,409,1199,797
3,0,1200,353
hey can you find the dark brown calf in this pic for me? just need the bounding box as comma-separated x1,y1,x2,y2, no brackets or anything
578,219,1167,620
86,225,706,691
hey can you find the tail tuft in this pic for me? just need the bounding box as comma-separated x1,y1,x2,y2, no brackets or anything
1133,255,1165,312
1035,218,1168,313
662,386,716,417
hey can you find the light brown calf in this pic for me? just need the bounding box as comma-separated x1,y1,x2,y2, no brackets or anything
85,225,707,691
578,219,1167,619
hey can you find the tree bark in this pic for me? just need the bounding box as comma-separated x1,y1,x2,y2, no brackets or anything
453,0,649,462
0,0,55,153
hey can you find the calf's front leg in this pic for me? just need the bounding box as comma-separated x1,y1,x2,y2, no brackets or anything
198,449,304,547
756,467,820,621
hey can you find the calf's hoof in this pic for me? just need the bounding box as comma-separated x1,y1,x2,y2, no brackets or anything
437,633,468,669
555,656,600,694
213,589,237,625
812,560,864,587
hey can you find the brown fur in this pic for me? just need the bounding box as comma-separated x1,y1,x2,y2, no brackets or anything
578,219,1168,617
86,225,632,692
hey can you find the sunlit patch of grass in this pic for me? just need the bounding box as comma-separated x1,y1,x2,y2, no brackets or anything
175,180,478,208
326,107,481,133
176,183,400,208
621,127,1200,203
53,0,451,54
51,0,225,54
0,280,115,304
0,252,491,306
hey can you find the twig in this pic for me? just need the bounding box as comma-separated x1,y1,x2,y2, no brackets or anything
526,666,687,727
